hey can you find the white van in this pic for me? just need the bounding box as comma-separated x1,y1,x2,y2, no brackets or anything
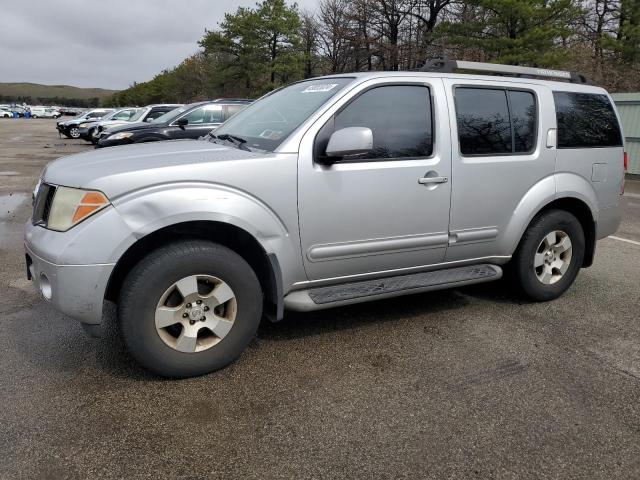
30,107,61,119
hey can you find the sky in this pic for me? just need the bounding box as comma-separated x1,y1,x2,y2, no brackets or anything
0,0,318,90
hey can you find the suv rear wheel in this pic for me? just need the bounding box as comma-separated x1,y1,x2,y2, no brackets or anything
119,240,262,377
512,209,585,301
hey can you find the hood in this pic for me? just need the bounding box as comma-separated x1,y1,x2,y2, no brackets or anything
42,140,269,199
62,117,92,127
98,119,134,129
104,121,163,135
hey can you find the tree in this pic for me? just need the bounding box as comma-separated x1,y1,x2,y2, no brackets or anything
443,0,582,66
200,0,303,95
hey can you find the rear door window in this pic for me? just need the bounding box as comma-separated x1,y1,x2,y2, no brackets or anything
553,92,622,148
454,87,537,155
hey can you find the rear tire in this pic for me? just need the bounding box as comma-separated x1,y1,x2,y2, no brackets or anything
512,209,585,301
119,240,263,377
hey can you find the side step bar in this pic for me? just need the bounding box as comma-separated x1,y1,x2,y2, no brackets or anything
284,264,502,312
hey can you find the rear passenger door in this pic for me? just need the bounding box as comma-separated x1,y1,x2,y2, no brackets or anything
443,80,557,262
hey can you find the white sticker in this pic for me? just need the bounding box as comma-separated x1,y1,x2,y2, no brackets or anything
302,83,339,93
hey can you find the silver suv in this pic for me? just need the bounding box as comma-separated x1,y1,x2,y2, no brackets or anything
25,61,626,377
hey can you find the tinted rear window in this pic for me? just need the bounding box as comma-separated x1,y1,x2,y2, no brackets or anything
454,88,537,155
553,92,622,148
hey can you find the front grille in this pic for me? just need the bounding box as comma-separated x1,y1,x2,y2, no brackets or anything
32,183,56,226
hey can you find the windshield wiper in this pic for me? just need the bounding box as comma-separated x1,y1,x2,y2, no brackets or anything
209,133,251,151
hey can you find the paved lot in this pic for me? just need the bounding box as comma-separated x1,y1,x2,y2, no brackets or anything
1,119,639,479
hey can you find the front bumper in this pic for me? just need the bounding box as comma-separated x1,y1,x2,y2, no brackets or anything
25,244,115,325
96,137,130,148
23,206,135,325
77,127,92,138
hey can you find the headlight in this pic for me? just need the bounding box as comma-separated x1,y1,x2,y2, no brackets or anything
79,123,89,128
109,132,134,140
47,186,109,231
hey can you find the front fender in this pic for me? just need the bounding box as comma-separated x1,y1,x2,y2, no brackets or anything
110,182,303,288
113,182,290,249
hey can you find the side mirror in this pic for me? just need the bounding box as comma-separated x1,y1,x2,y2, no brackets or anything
324,127,373,160
176,118,188,128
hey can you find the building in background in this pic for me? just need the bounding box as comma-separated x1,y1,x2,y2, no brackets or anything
612,93,640,175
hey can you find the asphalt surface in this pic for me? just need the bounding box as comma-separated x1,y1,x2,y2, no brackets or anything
1,119,639,480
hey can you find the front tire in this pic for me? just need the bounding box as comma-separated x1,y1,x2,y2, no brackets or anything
512,209,585,301
119,240,263,377
69,127,81,138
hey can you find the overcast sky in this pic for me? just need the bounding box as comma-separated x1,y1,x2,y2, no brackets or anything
0,0,317,90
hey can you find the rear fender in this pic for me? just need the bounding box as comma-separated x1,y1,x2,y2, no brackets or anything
499,173,597,256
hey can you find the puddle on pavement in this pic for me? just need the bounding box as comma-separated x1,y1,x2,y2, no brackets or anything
0,192,29,219
0,193,29,250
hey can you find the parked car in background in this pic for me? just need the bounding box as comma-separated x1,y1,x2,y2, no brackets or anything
25,62,625,377
30,106,61,119
58,107,86,116
91,104,182,144
0,107,12,118
77,107,139,141
56,108,114,138
97,99,250,148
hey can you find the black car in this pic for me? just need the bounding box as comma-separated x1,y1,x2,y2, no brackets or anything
56,109,114,139
96,99,251,148
89,103,184,145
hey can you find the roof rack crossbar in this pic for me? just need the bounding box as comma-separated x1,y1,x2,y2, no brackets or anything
420,59,590,84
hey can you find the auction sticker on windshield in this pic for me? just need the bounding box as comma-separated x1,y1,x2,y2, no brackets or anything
302,83,339,93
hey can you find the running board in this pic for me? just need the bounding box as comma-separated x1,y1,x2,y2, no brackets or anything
284,264,502,311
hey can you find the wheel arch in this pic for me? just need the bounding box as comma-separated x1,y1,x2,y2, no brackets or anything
510,196,596,268
105,220,284,321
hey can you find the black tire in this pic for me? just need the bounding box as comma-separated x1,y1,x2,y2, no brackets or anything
512,209,585,301
119,240,263,377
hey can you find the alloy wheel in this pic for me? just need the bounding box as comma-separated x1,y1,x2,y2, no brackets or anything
154,274,237,353
534,230,572,285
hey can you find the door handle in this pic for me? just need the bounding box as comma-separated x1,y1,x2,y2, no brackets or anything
418,176,448,185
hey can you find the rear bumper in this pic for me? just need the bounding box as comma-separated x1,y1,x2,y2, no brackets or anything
596,205,622,240
25,244,114,325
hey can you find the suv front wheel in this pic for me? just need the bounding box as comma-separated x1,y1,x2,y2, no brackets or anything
119,240,263,377
512,209,585,301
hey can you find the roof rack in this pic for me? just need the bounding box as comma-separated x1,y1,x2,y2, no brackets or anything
420,59,591,84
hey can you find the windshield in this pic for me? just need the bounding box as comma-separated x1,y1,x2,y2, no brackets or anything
128,108,148,122
152,106,188,124
102,109,125,121
213,78,353,151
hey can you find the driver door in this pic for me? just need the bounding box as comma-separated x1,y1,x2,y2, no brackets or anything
169,105,224,139
297,78,452,281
